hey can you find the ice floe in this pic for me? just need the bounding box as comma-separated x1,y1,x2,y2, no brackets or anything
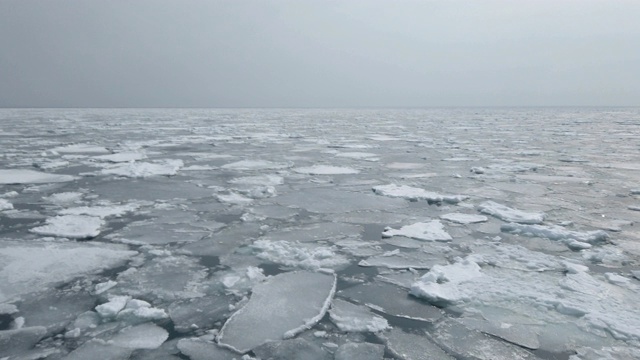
0,198,13,211
0,241,136,302
501,223,609,250
0,169,77,184
101,159,184,177
440,212,488,224
30,214,105,239
382,220,452,242
372,184,467,204
252,240,350,270
217,271,336,353
221,159,290,170
329,298,389,332
51,144,110,154
477,200,545,224
93,151,147,163
293,165,360,175
59,203,141,218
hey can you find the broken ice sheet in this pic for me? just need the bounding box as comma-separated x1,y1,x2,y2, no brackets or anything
217,271,336,353
0,169,78,184
338,282,443,322
458,317,541,350
293,165,360,175
274,188,407,214
358,250,446,270
380,328,454,360
253,338,332,360
329,298,389,333
501,222,608,250
251,240,350,270
100,159,184,178
177,338,239,360
372,184,468,204
440,212,488,224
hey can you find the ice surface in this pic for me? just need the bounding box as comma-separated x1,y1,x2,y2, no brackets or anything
109,323,169,349
51,143,110,154
359,251,445,270
101,159,184,177
338,282,443,322
215,192,253,205
93,151,147,163
334,342,384,360
0,169,77,184
221,159,290,170
30,214,105,239
59,203,140,218
381,328,454,360
478,201,545,224
168,294,233,333
44,191,84,205
440,212,488,224
177,338,238,360
0,241,136,302
275,188,407,214
382,220,452,242
228,174,284,185
217,271,336,353
329,298,389,332
0,326,47,358
64,339,133,360
293,165,360,175
253,338,331,360
372,184,467,204
458,317,541,349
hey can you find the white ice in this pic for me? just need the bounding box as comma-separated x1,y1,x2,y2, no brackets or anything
30,214,105,239
329,298,389,332
0,169,77,184
252,240,350,270
217,271,336,353
293,165,360,175
109,323,168,349
501,223,609,249
0,198,13,211
51,144,109,154
59,203,141,218
101,159,184,177
43,191,84,205
0,241,137,302
372,184,467,204
477,201,545,224
221,159,290,170
228,174,284,186
382,220,452,242
215,192,254,205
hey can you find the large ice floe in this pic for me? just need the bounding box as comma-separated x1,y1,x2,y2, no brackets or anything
2,108,640,359
217,271,336,353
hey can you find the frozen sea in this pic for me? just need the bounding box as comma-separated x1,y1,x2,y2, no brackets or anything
1,108,639,360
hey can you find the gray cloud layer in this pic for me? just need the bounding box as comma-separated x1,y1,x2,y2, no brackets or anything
1,0,638,107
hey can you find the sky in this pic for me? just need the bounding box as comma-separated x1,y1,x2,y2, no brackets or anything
0,0,638,108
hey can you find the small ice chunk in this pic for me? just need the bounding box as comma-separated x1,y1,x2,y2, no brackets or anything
94,280,118,294
217,271,336,353
410,258,483,306
329,298,389,332
293,165,360,175
109,323,169,349
101,159,183,177
216,192,253,205
604,273,631,286
440,213,488,224
334,342,384,360
0,198,13,211
0,169,77,184
0,303,18,315
382,220,452,242
30,214,104,239
478,201,545,224
116,299,168,324
44,191,84,205
95,295,131,319
372,184,467,204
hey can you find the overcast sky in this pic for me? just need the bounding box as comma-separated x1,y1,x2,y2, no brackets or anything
1,0,638,108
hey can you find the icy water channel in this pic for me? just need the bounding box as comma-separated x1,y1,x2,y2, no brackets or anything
1,108,640,359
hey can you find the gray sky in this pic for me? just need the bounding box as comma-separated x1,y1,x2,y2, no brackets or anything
1,0,638,108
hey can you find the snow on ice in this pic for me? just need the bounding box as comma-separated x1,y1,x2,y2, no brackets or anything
382,220,453,242
0,169,77,184
477,201,545,224
30,214,105,239
372,184,467,204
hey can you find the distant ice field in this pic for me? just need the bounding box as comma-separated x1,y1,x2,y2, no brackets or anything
1,108,640,359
